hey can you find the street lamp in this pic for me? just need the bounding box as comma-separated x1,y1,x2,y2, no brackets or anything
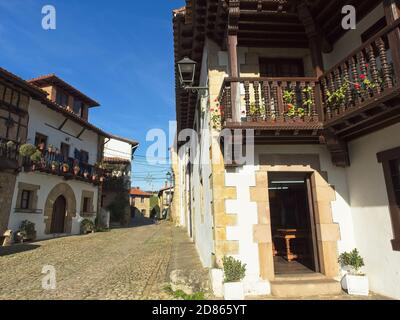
177,57,209,94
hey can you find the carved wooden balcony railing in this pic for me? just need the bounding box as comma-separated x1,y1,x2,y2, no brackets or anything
218,77,323,131
320,18,400,139
217,19,400,142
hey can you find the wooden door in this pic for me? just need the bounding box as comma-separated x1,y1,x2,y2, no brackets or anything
51,196,66,234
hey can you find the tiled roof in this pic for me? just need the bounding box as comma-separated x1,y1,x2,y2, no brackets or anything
0,67,48,98
109,134,139,147
28,74,100,107
103,157,131,164
130,188,153,197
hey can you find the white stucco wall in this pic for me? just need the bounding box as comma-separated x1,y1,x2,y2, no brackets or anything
104,138,133,161
27,99,99,165
346,123,400,299
7,97,100,239
224,145,356,285
8,172,98,239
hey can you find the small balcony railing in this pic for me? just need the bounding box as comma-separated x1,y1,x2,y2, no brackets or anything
218,77,323,129
320,18,400,124
23,150,105,185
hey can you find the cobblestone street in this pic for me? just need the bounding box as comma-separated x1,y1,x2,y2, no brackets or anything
0,219,208,300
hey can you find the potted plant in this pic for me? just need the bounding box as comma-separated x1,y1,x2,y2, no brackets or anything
62,163,70,173
38,142,45,151
339,249,369,296
73,162,80,175
83,171,89,178
222,256,246,300
92,174,98,182
80,219,95,235
19,144,37,158
30,150,42,170
51,161,59,171
6,140,15,149
19,220,36,242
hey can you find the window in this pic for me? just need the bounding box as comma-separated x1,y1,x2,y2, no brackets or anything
56,90,69,107
73,99,83,115
377,146,400,251
80,150,89,164
35,133,48,150
60,143,70,161
390,159,400,206
83,197,91,213
20,190,31,210
361,17,387,42
259,58,305,77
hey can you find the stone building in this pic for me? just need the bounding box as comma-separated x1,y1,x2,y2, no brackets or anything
130,187,153,218
171,0,400,299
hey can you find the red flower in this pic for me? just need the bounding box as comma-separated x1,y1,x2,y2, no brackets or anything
359,74,366,80
365,63,369,68
354,83,361,90
287,103,294,110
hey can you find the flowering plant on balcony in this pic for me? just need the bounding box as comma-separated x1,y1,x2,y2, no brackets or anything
283,87,312,119
210,99,224,130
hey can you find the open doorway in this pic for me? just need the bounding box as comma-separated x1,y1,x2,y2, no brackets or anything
268,172,320,275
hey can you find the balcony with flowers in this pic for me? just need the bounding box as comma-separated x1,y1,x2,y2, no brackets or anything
19,144,105,185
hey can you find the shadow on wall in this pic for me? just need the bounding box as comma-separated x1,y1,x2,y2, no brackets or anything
0,243,41,257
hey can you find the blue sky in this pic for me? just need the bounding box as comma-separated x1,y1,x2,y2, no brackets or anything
0,0,184,191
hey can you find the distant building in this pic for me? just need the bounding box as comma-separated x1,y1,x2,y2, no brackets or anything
158,185,174,219
130,187,153,218
102,136,138,225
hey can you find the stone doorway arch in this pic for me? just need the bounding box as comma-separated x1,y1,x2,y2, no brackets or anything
44,183,77,234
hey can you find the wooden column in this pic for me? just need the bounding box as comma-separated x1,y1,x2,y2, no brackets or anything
227,0,241,123
384,0,400,83
297,3,326,122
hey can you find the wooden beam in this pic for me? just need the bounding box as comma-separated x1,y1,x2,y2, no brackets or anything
297,3,326,77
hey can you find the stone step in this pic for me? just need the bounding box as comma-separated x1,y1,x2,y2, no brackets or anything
271,277,342,298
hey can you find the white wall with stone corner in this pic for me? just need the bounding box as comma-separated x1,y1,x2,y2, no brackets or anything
346,123,400,300
210,269,224,297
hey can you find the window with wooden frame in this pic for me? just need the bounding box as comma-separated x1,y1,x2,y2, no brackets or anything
34,132,48,150
83,197,91,213
259,58,305,78
361,17,387,42
20,190,32,210
80,150,89,164
56,89,69,107
60,143,70,161
377,146,400,251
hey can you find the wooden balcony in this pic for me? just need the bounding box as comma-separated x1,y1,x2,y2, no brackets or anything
218,19,400,143
320,18,400,140
23,151,104,186
0,139,19,171
218,77,323,143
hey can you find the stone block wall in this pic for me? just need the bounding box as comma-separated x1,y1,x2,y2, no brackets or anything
0,172,17,235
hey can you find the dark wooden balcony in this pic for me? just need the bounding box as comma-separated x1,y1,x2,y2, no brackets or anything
23,151,104,186
0,139,19,171
320,18,400,140
218,19,400,143
218,77,323,143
